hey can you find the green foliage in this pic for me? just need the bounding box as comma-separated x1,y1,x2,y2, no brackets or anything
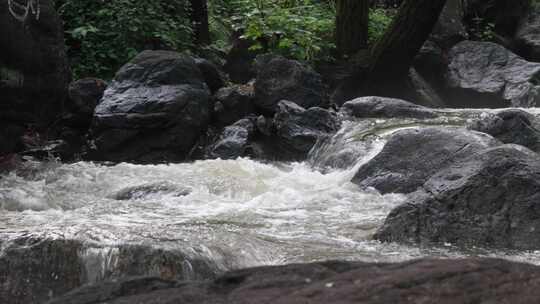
469,16,496,42
368,8,395,45
217,0,336,62
57,0,192,79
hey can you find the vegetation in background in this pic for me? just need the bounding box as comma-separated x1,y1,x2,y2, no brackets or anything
57,0,192,79
368,8,395,45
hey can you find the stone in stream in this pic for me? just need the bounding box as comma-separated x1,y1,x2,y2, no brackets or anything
253,54,328,114
352,126,500,194
213,85,256,127
271,101,340,161
469,109,540,153
48,258,540,304
375,144,540,250
0,237,220,304
194,57,226,94
89,50,211,163
110,181,192,200
445,41,540,108
209,118,257,160
340,96,438,119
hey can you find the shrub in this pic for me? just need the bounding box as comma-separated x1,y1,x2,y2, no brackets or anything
368,8,395,45
57,0,192,79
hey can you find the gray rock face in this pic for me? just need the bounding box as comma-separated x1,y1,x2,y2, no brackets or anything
194,57,225,93
210,118,256,159
469,109,540,152
49,258,540,304
430,0,468,49
213,85,255,127
516,7,540,62
446,41,540,108
0,237,220,304
254,55,327,113
375,145,540,250
90,51,211,163
273,101,340,160
352,127,499,194
340,96,438,119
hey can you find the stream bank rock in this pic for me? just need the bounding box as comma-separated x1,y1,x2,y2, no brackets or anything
89,50,211,163
254,55,328,113
49,258,540,304
352,127,499,194
445,41,540,108
469,109,540,152
375,145,540,250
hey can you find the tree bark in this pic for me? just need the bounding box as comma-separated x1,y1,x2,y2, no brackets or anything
189,0,210,45
335,0,369,56
367,0,447,83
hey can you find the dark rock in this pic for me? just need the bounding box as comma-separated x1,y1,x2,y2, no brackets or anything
340,96,438,119
21,140,75,161
0,237,220,304
516,7,540,62
223,33,263,84
0,124,24,155
89,50,211,163
430,0,468,49
352,127,499,194
111,181,192,200
213,85,255,127
465,0,530,40
66,78,107,129
209,119,256,159
469,109,540,152
272,101,340,160
414,41,447,90
375,145,540,250
49,258,540,304
0,0,70,130
194,57,225,93
406,68,446,108
446,41,540,108
254,55,328,113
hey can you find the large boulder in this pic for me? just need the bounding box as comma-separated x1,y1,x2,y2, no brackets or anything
352,127,499,194
254,55,328,113
0,0,70,154
49,258,540,304
65,78,107,128
516,7,540,62
375,145,540,250
213,85,255,127
271,101,340,160
209,118,257,160
89,51,211,163
341,96,438,119
445,41,540,108
469,109,540,152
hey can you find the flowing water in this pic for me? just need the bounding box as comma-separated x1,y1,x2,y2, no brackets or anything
2,108,540,287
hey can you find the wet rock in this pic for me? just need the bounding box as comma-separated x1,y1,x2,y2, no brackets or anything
469,109,540,152
194,57,225,93
0,0,70,129
209,119,256,160
89,50,211,163
254,55,328,113
66,78,107,129
375,145,540,250
341,96,438,119
111,181,192,200
272,101,340,160
21,140,75,161
516,7,540,62
49,258,540,304
352,127,499,194
446,41,540,108
213,85,255,127
0,237,220,304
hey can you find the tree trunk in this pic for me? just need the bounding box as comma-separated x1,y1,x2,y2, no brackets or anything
335,0,369,56
189,0,210,45
332,0,447,104
368,0,447,83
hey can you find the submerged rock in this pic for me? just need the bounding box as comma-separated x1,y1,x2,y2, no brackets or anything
254,54,328,113
89,50,211,163
49,258,540,304
352,127,499,194
110,181,191,200
446,41,540,108
0,237,220,304
375,145,540,250
469,109,540,152
340,96,438,119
